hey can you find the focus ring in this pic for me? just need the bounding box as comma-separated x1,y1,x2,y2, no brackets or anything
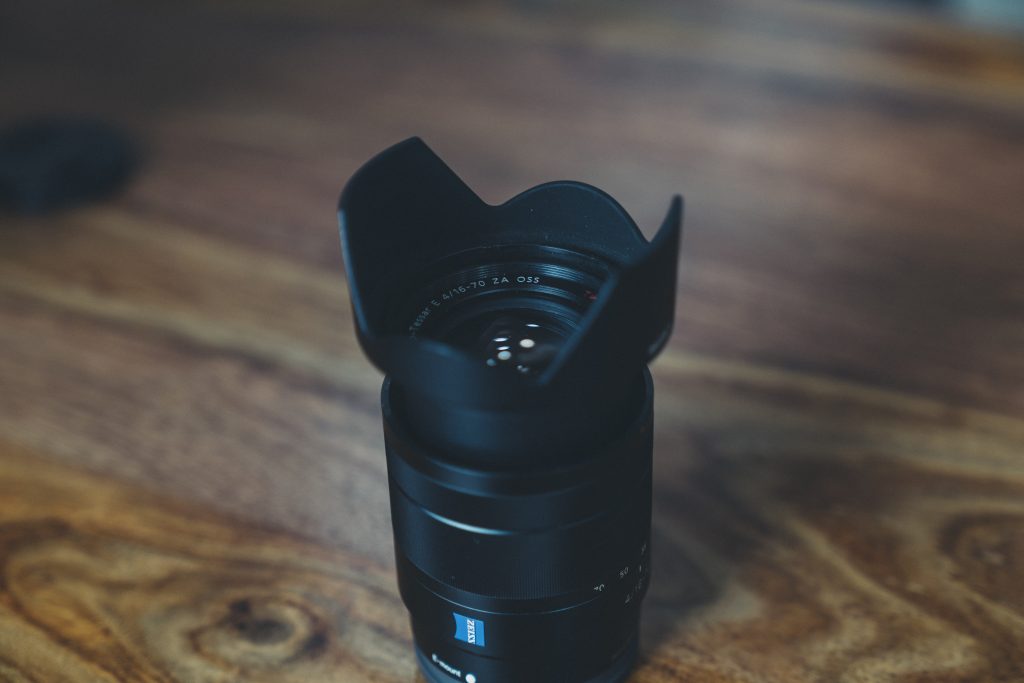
381,370,654,601
388,470,650,599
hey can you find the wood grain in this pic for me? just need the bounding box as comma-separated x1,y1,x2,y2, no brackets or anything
1,0,1023,681
0,442,412,682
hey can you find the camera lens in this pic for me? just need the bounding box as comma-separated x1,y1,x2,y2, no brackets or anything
338,139,682,683
447,311,570,373
405,251,605,377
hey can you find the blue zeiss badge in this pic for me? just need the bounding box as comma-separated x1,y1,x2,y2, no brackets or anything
453,613,486,647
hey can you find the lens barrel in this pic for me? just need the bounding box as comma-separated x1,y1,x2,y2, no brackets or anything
337,138,682,683
384,371,653,683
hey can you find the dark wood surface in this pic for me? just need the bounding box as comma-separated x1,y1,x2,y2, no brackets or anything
1,1,1023,680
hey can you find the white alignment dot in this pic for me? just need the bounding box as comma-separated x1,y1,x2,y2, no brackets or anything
466,675,477,683
519,338,535,349
497,350,512,361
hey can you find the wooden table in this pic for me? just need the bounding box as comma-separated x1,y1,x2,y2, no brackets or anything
1,1,1022,680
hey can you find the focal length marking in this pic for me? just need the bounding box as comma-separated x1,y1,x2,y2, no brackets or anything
408,273,543,337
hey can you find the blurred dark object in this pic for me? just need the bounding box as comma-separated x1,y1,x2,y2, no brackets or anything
0,118,138,216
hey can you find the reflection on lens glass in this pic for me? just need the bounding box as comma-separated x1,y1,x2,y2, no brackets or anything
443,311,573,374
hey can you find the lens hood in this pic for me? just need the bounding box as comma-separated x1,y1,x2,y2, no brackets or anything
339,138,681,398
339,138,681,458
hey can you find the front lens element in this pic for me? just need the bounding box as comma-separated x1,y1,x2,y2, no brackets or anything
476,312,568,374
441,309,574,374
396,247,608,375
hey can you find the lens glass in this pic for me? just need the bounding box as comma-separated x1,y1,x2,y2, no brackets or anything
442,309,573,374
394,247,609,373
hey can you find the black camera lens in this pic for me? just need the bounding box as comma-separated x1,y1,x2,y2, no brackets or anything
446,311,569,372
338,139,682,683
406,249,607,377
